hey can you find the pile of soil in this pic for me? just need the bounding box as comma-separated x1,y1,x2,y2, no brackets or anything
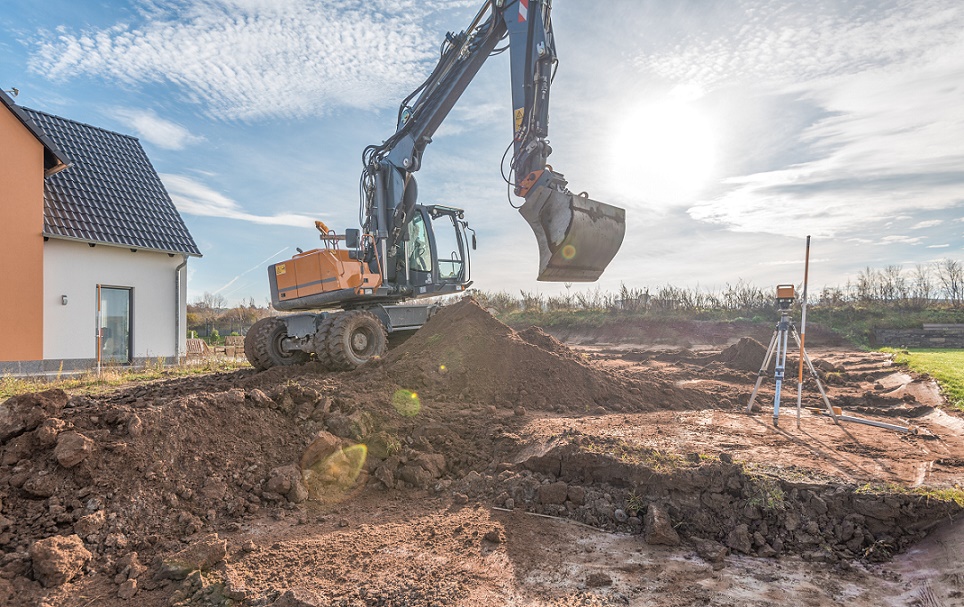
375,300,684,413
716,337,769,373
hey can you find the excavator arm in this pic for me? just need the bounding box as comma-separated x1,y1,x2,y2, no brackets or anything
249,0,626,373
360,0,625,283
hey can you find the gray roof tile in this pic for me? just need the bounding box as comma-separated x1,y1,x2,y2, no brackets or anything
22,107,201,257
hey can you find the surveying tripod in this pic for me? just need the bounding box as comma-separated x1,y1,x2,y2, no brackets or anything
745,286,839,428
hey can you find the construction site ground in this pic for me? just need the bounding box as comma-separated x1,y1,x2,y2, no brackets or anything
2,300,964,607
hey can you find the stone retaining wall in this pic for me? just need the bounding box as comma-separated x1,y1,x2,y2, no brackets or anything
875,324,964,348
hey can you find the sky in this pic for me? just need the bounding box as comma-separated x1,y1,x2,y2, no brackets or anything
2,0,963,306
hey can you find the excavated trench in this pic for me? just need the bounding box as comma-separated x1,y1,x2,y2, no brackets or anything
2,299,963,605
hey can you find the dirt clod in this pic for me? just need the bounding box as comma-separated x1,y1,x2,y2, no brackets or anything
0,389,68,441
156,533,227,580
29,534,91,587
53,431,94,468
644,504,680,546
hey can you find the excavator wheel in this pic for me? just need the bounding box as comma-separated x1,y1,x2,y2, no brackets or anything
326,310,388,371
311,314,337,369
245,317,310,371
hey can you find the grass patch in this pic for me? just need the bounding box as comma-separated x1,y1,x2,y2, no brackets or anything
745,475,786,511
583,439,688,471
0,358,250,400
856,482,964,507
883,348,964,410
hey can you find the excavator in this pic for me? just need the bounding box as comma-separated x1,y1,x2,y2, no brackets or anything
245,0,626,371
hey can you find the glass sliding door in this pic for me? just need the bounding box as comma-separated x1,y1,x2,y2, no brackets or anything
98,286,132,364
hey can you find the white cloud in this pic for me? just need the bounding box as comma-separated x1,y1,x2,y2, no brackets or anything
111,107,203,149
877,235,924,246
928,244,950,248
29,0,457,120
911,219,943,230
667,1,964,238
637,0,961,92
161,173,319,226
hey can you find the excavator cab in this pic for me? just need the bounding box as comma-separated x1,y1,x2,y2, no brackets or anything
397,205,473,293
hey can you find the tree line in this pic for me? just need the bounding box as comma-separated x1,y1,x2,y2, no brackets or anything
186,257,964,340
186,292,270,343
475,258,964,315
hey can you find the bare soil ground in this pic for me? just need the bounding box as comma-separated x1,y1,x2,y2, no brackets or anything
2,299,964,606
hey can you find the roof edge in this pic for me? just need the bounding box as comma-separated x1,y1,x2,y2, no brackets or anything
43,233,203,258
0,88,70,174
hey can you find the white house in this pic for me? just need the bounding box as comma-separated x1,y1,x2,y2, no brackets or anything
0,89,201,374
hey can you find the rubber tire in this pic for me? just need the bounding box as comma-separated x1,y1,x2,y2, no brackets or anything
326,310,388,370
311,315,336,369
245,317,310,371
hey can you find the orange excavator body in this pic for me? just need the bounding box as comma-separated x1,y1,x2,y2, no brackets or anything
273,247,382,305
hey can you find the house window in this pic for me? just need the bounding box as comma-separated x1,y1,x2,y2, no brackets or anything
98,286,132,364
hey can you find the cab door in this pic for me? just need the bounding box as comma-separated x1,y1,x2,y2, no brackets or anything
405,209,434,290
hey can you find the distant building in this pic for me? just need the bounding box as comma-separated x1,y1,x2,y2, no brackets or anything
0,89,201,373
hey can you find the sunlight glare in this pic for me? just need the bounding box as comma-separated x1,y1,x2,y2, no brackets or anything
611,100,716,206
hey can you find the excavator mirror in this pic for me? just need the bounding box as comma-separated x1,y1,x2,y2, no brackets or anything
471,233,477,250
345,229,360,249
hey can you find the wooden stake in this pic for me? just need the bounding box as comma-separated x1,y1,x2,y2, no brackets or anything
796,236,811,429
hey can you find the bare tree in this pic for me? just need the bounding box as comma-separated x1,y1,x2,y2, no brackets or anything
936,258,964,305
880,265,907,303
911,263,933,308
192,291,227,337
854,267,877,302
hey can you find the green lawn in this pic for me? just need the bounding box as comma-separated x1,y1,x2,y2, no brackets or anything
885,349,964,411
0,358,250,400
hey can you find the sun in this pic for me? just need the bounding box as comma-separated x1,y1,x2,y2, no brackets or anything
610,99,717,205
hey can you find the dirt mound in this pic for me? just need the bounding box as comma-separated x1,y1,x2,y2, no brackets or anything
0,382,334,586
516,326,575,358
379,299,678,413
717,337,768,372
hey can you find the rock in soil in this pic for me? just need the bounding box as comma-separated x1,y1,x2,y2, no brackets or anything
644,504,681,546
53,431,95,468
156,534,227,580
28,534,91,587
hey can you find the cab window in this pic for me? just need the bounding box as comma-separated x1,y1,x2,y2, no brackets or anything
408,213,432,272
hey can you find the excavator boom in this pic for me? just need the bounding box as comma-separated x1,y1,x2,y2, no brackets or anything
363,0,625,284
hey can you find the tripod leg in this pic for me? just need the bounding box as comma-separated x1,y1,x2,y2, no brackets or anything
747,330,779,414
792,329,839,424
773,328,789,426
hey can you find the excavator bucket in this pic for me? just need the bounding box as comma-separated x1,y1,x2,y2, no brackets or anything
519,174,626,282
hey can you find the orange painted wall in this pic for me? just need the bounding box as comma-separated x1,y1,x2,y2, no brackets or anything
0,107,45,361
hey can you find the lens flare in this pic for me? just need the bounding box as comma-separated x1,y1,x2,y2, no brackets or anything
301,444,368,502
392,389,421,417
439,364,447,373
561,244,576,260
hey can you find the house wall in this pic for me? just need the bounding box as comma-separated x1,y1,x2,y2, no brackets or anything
43,238,187,364
0,106,45,361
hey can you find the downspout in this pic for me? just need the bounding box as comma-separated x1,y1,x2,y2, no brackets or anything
175,255,188,366
97,284,102,376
